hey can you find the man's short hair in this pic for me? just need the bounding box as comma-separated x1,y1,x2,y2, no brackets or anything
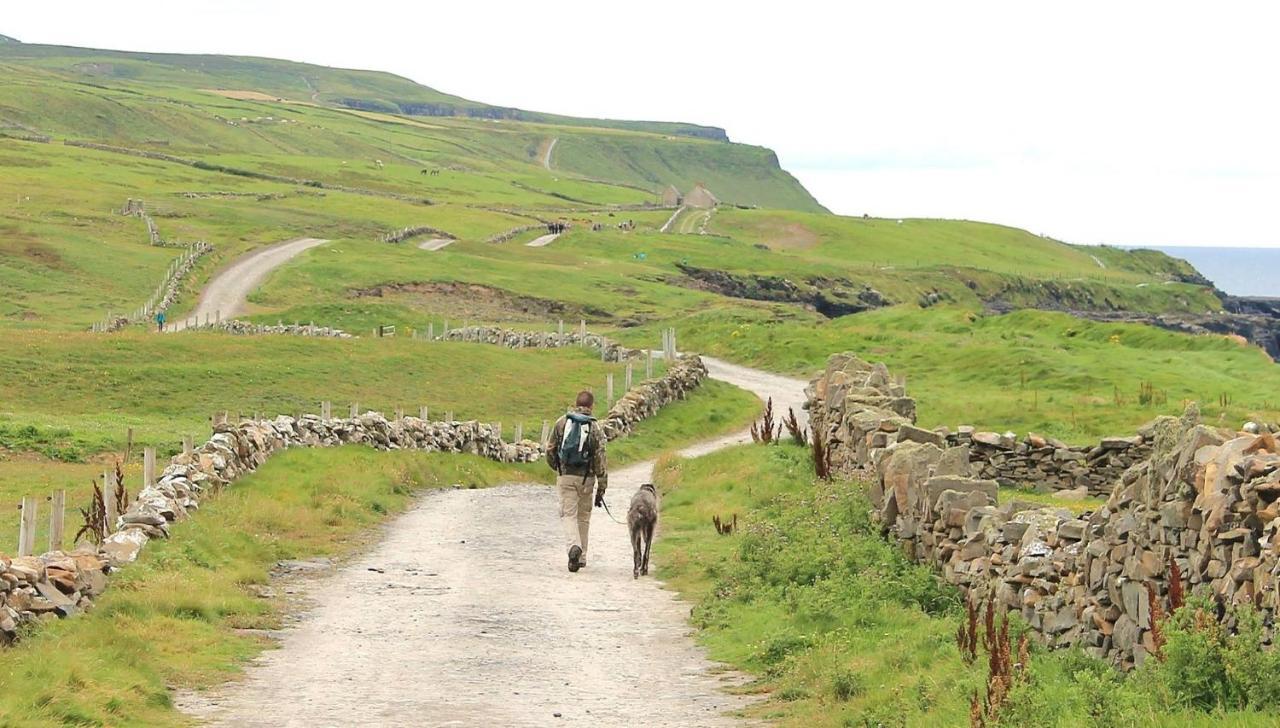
575,390,595,408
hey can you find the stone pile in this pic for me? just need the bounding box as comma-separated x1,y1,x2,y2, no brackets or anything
0,551,109,641
3,354,708,641
441,326,642,362
806,351,1280,668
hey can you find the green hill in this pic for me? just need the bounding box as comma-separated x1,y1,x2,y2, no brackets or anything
0,41,727,139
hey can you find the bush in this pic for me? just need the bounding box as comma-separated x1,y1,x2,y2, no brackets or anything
1151,597,1280,711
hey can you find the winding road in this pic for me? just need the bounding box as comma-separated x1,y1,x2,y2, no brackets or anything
170,237,328,330
541,137,558,170
178,356,807,727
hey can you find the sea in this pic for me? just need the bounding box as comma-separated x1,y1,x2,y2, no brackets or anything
1142,246,1280,298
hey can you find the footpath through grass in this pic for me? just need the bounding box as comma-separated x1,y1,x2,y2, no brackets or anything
0,448,529,727
0,373,758,725
655,443,1280,727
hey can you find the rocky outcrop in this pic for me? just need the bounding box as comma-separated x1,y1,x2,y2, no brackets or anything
675,264,889,318
2,354,707,641
1064,310,1280,363
807,352,1280,668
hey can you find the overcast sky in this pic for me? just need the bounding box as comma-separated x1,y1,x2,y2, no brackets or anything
6,1,1278,248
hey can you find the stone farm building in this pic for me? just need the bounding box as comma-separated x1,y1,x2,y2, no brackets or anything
660,184,683,207
684,183,719,208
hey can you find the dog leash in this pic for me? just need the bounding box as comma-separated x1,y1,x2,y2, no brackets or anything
599,499,626,525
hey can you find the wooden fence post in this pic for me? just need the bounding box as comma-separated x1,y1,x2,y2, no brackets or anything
514,423,523,443
143,447,156,488
446,410,455,422
48,490,65,552
495,422,503,440
646,349,654,379
420,405,429,420
607,373,614,408
541,419,551,445
125,427,134,465
182,435,193,457
105,472,118,534
18,496,37,557
626,362,633,390
350,402,359,418
428,322,435,340
395,406,404,421
321,401,332,420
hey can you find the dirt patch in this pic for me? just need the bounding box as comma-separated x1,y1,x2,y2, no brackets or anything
349,281,612,322
738,220,819,250
0,226,67,270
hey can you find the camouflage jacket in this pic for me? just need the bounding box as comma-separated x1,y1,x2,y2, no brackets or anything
546,406,608,486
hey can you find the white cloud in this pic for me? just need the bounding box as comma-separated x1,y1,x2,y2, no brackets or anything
5,0,1278,247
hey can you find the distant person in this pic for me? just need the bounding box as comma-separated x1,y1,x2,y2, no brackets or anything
545,390,608,572
155,311,166,332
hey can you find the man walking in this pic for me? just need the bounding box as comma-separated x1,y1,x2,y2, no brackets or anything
546,390,608,572
155,310,166,332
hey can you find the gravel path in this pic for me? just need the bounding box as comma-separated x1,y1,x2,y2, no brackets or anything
178,358,807,727
170,237,327,330
526,233,561,247
541,137,558,170
417,238,454,251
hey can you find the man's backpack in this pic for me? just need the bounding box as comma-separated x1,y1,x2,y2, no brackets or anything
558,412,595,470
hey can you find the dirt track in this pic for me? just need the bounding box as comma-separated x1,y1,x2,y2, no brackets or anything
178,356,806,727
525,232,560,247
170,237,327,330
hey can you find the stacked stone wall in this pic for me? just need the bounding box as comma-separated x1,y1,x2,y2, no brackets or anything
807,352,1280,668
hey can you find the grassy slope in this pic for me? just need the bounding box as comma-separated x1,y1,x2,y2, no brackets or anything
0,375,759,726
0,42,727,140
655,444,1280,728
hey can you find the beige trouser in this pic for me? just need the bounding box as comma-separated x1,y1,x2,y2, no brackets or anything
557,474,596,558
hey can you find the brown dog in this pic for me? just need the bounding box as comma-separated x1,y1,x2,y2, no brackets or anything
628,483,658,578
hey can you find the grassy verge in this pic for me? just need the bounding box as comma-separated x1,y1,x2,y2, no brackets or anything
0,447,530,727
655,444,1280,727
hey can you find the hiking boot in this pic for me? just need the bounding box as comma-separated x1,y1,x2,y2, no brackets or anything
568,545,583,573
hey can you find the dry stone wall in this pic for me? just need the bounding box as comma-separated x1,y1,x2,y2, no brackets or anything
950,429,1154,497
441,326,643,362
1,355,707,642
807,351,1280,668
187,320,352,338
